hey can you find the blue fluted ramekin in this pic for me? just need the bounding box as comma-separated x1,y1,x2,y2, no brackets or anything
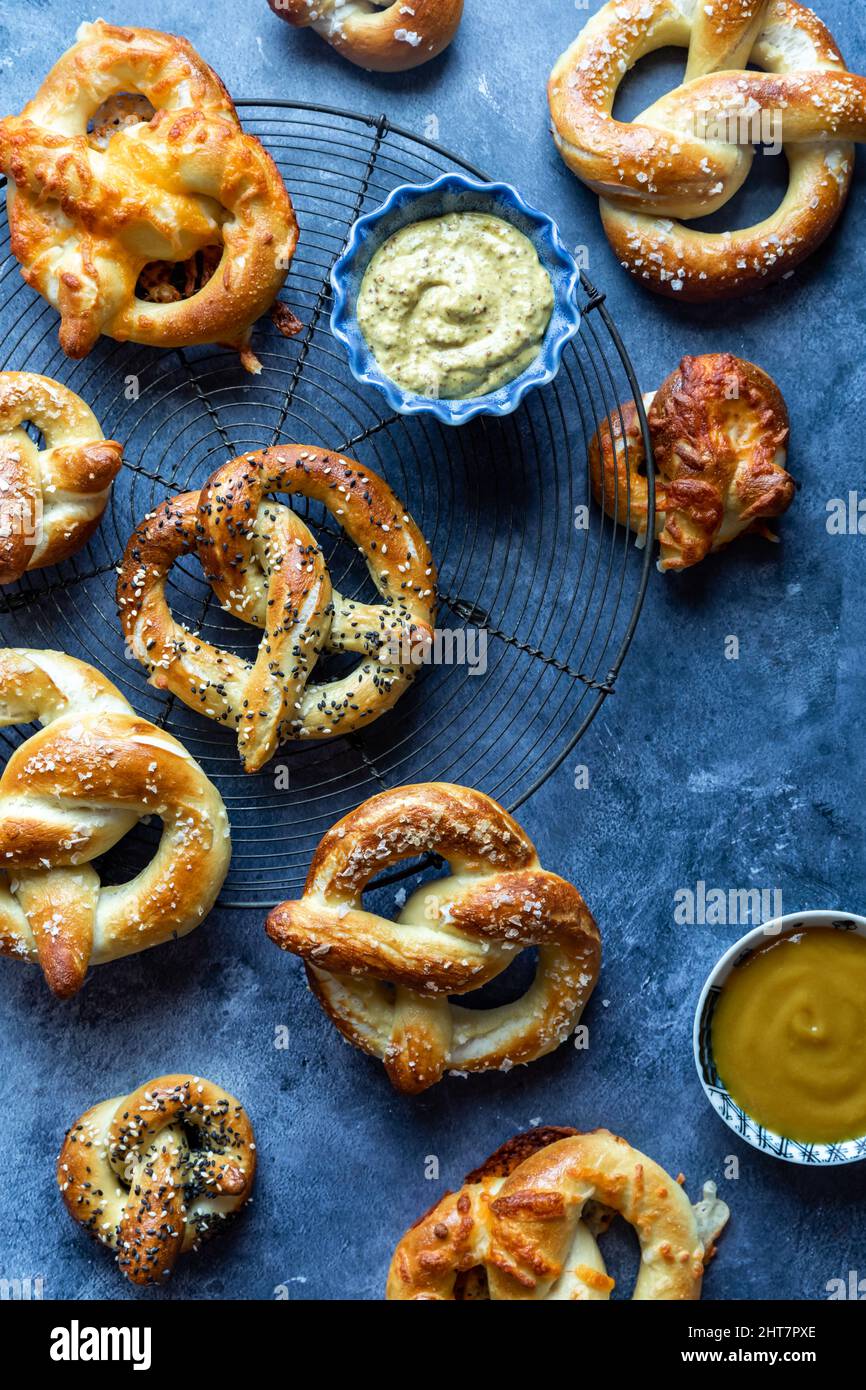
329,173,581,426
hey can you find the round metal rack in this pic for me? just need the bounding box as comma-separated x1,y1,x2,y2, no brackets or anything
0,101,654,906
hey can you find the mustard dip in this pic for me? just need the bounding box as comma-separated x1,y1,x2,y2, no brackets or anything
711,929,866,1144
356,212,554,400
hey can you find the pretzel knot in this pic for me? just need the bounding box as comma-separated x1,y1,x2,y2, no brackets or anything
0,21,298,369
0,649,231,998
117,446,437,773
590,353,794,571
387,1126,730,1300
269,0,464,72
58,1075,256,1285
265,784,601,1094
0,372,123,585
549,0,866,299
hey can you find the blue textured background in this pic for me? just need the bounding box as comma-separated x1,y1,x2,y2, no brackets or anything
1,0,865,1301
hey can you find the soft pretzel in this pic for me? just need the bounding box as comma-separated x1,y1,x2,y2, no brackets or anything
387,1126,730,1300
117,446,437,772
0,21,298,371
58,1075,255,1285
0,373,123,585
549,0,866,299
0,649,230,997
590,353,794,571
269,0,464,72
265,783,600,1093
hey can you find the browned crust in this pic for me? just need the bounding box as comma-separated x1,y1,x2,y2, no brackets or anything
58,1074,255,1286
590,352,794,570
387,1128,721,1301
270,0,463,72
0,22,297,365
117,446,437,769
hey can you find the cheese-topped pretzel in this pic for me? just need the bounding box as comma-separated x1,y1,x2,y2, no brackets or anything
265,783,600,1093
590,353,794,571
0,372,123,585
387,1126,729,1300
0,21,298,370
0,649,230,998
117,446,437,773
269,1,464,72
58,1075,255,1285
549,0,866,299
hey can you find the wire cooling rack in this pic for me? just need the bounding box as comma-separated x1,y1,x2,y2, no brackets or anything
0,101,654,906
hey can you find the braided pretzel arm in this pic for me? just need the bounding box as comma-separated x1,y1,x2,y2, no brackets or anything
387,1127,729,1300
270,1,464,72
58,1075,256,1285
0,21,297,366
0,373,123,584
589,353,794,570
0,649,230,997
117,447,437,772
549,0,866,299
266,783,600,1094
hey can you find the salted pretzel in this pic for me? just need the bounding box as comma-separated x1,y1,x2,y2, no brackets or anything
58,1075,255,1285
118,446,437,773
590,353,794,571
549,0,866,299
0,649,230,998
0,21,298,371
265,784,601,1094
0,372,123,585
387,1126,730,1300
268,0,464,72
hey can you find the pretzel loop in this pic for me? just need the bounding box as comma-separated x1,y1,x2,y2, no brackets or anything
0,21,298,367
266,783,601,1093
387,1127,729,1300
58,1074,256,1285
549,0,866,298
0,649,230,997
117,446,437,772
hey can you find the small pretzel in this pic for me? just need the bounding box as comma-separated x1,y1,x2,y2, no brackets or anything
117,446,437,773
590,353,794,571
58,1075,255,1285
0,372,122,585
387,1126,729,1300
269,0,464,72
549,0,866,299
0,649,231,997
265,783,600,1093
0,22,298,370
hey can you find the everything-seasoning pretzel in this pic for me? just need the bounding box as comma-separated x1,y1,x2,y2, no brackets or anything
269,0,464,72
0,21,298,370
0,649,230,997
265,783,601,1093
58,1075,255,1285
589,353,795,571
387,1126,729,1299
117,446,437,773
549,0,866,299
0,372,123,585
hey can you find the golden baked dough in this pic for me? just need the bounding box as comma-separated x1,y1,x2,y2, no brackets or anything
549,0,866,299
589,353,795,571
387,1126,729,1300
265,783,600,1093
0,649,230,997
0,22,298,370
269,0,463,71
58,1075,255,1285
117,446,437,771
0,372,122,585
